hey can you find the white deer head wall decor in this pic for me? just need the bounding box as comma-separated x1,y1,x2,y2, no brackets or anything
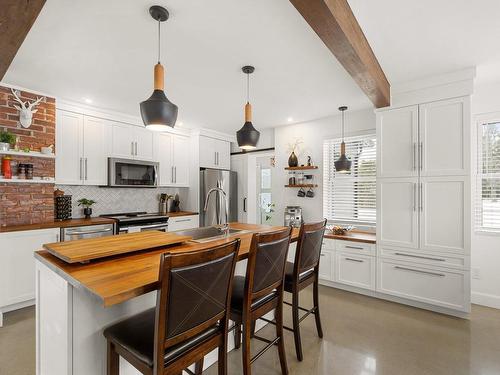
11,89,44,129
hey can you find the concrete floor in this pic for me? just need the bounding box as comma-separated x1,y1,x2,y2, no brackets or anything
1,286,500,375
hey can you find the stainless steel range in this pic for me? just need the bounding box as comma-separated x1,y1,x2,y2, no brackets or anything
100,211,169,234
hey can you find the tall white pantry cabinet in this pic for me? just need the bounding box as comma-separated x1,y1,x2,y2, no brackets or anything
376,96,471,314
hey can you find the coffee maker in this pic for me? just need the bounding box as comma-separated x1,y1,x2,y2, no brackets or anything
284,206,303,228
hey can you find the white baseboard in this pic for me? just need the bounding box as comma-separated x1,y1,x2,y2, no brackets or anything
472,292,500,309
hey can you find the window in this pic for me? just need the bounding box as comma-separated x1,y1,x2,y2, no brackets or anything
323,134,376,226
476,121,500,232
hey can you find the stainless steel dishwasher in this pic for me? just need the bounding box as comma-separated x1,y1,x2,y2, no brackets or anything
61,223,115,241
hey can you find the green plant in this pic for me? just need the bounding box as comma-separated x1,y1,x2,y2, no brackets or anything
0,130,16,145
265,202,275,222
77,198,96,208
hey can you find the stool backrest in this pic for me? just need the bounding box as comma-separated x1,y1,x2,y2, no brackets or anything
154,239,240,368
294,220,327,274
245,227,292,304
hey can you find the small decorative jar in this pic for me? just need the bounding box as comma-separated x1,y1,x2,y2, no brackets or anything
25,163,34,180
17,163,26,179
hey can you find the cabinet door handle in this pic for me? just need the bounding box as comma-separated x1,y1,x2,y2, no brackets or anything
131,142,134,156
413,183,417,211
174,166,177,183
79,157,83,180
345,245,363,250
171,166,174,183
394,265,445,277
85,158,88,180
217,151,219,165
243,197,247,212
135,142,138,156
394,253,445,262
320,253,326,257
412,142,417,171
419,182,423,212
214,152,217,165
419,142,423,171
345,257,364,263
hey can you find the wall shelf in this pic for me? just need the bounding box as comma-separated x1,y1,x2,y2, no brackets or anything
284,166,318,170
285,184,318,188
0,150,55,159
0,177,55,184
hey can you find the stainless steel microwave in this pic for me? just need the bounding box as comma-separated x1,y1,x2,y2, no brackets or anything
108,158,158,187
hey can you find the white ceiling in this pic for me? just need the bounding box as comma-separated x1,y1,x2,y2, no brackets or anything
3,0,371,133
348,0,500,84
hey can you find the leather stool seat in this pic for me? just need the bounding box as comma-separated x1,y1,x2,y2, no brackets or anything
230,276,277,313
104,308,219,367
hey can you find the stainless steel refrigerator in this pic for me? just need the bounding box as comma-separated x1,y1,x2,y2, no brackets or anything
199,169,238,227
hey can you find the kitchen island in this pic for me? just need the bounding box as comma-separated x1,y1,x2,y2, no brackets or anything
34,223,299,375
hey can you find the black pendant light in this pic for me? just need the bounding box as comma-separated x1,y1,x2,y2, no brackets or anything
236,66,260,150
140,6,178,131
334,106,352,173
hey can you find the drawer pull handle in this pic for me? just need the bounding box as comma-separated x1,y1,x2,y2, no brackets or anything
175,218,192,222
320,253,326,257
394,253,445,262
345,245,363,250
394,266,445,277
345,257,364,263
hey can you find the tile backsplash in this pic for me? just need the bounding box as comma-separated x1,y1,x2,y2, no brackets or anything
56,185,191,218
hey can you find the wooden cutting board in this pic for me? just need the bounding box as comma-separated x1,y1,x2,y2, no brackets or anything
43,231,192,264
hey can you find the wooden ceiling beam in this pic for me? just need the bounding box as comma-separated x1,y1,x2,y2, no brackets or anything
0,0,46,80
290,0,390,108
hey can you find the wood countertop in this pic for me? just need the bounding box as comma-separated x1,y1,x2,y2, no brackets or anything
324,230,376,244
0,217,116,233
0,212,199,233
35,223,300,307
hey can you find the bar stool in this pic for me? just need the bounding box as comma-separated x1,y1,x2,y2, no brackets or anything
231,227,292,375
283,220,327,361
103,239,240,375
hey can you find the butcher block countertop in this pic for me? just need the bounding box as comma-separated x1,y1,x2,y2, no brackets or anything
0,212,199,233
0,217,116,233
324,230,376,244
44,231,192,263
35,223,300,307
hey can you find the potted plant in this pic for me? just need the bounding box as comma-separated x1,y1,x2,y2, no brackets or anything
0,130,16,152
77,198,96,219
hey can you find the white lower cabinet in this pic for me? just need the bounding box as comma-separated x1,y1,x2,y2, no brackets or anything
318,250,334,281
168,215,199,232
334,251,376,290
377,258,469,312
0,228,60,326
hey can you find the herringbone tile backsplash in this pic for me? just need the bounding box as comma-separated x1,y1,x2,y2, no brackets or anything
57,185,190,218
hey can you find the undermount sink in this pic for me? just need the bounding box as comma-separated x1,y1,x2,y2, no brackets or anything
173,226,248,243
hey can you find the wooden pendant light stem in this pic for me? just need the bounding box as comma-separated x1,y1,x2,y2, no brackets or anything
245,102,252,122
340,142,346,155
154,63,164,90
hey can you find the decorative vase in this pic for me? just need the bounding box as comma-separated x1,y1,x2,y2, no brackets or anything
83,207,92,219
0,142,10,152
288,151,298,167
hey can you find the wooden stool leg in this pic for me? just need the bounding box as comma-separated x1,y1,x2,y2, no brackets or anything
218,340,227,375
313,278,324,338
250,320,256,338
275,302,289,375
107,341,119,375
234,323,242,349
292,289,303,361
195,358,204,375
242,319,252,375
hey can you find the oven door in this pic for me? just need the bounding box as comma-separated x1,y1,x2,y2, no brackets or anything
119,222,169,234
108,158,158,187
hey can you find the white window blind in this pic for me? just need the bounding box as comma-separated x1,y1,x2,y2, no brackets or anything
476,121,500,232
323,134,377,225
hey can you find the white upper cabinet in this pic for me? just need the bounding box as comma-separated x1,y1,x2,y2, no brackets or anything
199,136,230,170
111,123,154,161
377,178,419,249
82,116,111,185
56,111,110,186
156,133,190,187
419,97,469,176
56,111,83,184
377,105,419,178
420,176,467,254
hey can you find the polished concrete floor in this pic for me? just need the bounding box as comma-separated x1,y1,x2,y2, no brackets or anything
1,286,500,375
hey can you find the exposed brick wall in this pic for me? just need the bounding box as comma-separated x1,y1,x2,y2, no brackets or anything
0,85,56,227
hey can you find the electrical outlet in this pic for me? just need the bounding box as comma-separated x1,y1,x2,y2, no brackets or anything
472,268,481,280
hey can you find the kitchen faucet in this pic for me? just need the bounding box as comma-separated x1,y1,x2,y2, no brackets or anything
203,187,229,235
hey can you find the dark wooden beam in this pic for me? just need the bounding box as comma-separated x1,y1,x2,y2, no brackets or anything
290,0,390,108
0,0,46,80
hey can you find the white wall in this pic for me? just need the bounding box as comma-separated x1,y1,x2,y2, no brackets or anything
470,81,500,309
271,108,375,226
